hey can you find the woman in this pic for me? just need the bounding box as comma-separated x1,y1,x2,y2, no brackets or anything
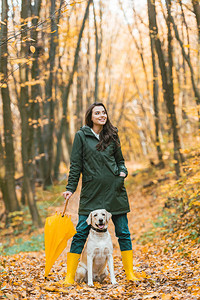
63,102,139,285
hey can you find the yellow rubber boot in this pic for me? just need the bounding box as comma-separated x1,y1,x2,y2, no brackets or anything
121,250,139,281
63,252,81,285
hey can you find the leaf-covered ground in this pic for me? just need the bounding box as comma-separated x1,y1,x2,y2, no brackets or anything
1,154,200,299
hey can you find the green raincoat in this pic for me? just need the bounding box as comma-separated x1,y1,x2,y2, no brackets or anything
66,125,130,215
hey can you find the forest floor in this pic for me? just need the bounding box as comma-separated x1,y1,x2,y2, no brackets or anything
0,153,200,299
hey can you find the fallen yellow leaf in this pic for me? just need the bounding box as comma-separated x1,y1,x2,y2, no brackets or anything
30,45,35,53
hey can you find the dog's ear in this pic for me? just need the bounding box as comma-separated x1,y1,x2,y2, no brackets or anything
106,211,112,222
86,212,92,225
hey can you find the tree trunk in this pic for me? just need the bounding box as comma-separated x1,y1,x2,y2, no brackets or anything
165,0,200,128
148,1,164,167
166,0,181,176
192,0,200,43
147,0,183,178
76,62,83,131
86,23,91,107
0,0,20,212
93,1,101,102
192,0,200,119
0,133,9,211
54,0,92,180
19,0,43,227
19,0,30,206
43,0,59,188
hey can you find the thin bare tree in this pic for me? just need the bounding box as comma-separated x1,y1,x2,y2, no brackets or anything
0,0,20,212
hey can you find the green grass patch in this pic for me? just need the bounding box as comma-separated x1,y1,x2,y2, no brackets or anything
2,233,44,256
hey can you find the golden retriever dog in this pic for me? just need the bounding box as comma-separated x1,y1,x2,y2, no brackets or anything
75,209,117,286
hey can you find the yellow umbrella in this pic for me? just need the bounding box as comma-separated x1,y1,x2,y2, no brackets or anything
44,199,76,278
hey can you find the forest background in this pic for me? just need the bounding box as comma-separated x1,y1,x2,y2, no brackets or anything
0,0,200,298
1,0,200,224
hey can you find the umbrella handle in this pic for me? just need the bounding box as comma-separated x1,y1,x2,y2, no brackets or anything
62,197,69,216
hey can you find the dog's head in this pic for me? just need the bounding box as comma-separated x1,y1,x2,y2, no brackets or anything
86,209,112,231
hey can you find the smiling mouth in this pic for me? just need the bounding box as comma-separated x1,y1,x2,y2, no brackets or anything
96,223,105,230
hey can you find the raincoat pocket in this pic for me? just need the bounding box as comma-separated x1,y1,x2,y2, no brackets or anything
115,175,125,191
81,175,94,199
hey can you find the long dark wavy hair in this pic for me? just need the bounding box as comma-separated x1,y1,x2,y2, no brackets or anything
85,102,119,151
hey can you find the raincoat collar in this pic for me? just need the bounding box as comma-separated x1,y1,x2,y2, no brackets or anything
80,125,100,138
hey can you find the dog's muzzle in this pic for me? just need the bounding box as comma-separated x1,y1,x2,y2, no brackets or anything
97,219,105,230
92,224,107,233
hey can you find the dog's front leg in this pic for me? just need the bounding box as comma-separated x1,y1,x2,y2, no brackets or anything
107,254,117,285
87,254,94,287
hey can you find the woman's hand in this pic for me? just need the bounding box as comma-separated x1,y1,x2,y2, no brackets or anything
63,191,73,203
119,172,126,177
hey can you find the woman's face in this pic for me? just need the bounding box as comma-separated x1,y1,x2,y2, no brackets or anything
91,106,107,126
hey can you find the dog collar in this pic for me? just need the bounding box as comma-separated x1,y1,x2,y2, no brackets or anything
91,226,107,233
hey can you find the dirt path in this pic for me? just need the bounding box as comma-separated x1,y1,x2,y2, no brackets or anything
1,180,200,299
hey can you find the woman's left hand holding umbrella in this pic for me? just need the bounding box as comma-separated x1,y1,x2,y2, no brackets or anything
63,191,73,209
